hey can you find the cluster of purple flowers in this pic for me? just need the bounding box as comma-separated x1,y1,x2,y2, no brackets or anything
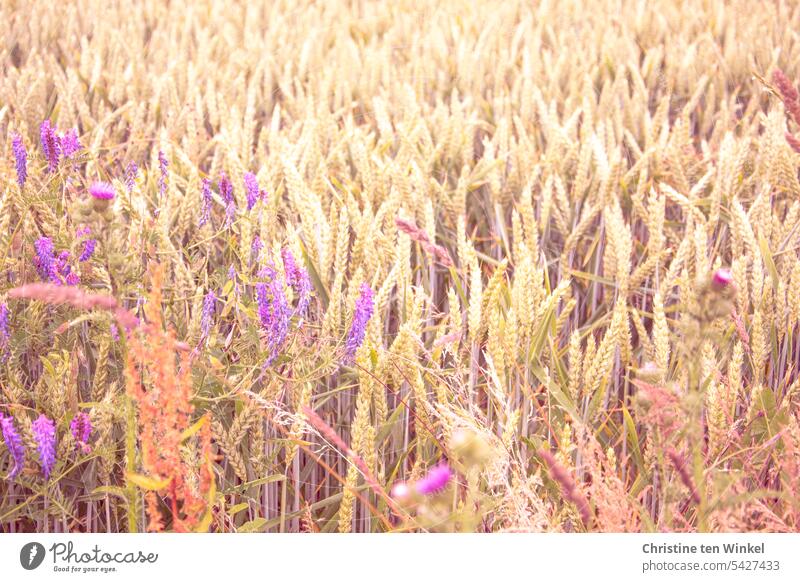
344,283,374,362
34,236,80,286
40,121,83,172
1,410,93,480
0,413,25,479
11,133,27,189
255,264,291,365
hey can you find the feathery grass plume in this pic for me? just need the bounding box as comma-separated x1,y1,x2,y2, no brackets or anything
539,447,591,528
0,414,25,479
32,414,56,479
11,132,27,188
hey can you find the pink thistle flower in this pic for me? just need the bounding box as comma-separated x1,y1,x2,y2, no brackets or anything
711,267,733,291
414,462,452,495
89,182,115,200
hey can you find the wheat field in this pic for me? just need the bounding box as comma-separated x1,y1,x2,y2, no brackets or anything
1,0,800,533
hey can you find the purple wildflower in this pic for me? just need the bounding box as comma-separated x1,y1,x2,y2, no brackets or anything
76,226,91,239
244,172,259,210
251,235,263,263
34,237,57,281
344,283,374,362
69,412,92,453
0,302,9,356
110,323,120,342
219,173,235,228
59,128,82,159
255,274,290,364
158,150,169,196
282,248,311,318
0,414,25,479
79,238,97,262
11,133,27,188
711,267,734,291
40,120,60,172
219,172,234,204
201,290,216,338
31,414,56,479
199,178,213,227
89,181,115,200
414,462,452,495
125,161,139,193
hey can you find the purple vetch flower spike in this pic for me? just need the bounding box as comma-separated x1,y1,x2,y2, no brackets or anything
76,226,91,239
0,302,9,356
219,173,236,228
34,237,57,282
255,275,290,364
79,238,97,262
218,172,233,204
158,150,169,196
11,133,27,189
69,412,92,453
40,120,60,172
0,414,25,479
224,201,236,229
59,128,82,159
110,323,120,342
244,172,259,210
201,290,217,338
199,178,213,227
125,162,139,193
414,462,453,495
251,235,263,263
344,283,374,362
711,267,734,291
282,248,311,318
31,414,56,479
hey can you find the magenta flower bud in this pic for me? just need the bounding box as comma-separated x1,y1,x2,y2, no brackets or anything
414,462,452,495
711,267,733,291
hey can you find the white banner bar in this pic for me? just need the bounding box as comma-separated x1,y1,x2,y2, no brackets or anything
1,534,798,581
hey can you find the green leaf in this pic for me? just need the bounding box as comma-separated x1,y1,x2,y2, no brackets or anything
127,472,171,491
